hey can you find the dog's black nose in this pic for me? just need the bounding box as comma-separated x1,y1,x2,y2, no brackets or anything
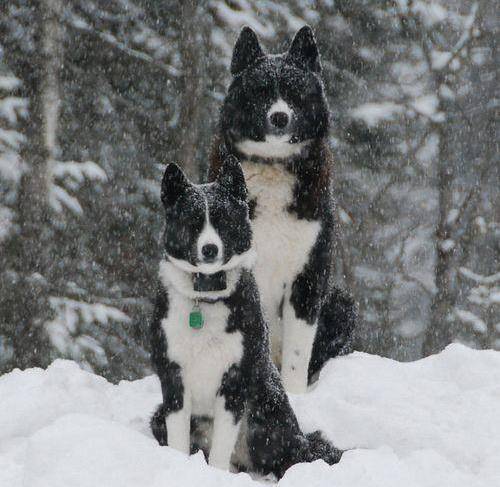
201,244,219,262
269,111,289,129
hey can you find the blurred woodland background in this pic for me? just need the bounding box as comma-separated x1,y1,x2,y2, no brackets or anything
0,0,498,381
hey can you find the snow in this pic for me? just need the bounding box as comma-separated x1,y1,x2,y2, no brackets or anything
0,151,25,183
446,208,459,225
439,238,455,252
338,207,352,225
412,1,448,28
354,265,388,286
1,344,499,487
213,1,275,38
459,268,500,285
416,132,439,165
468,285,500,308
0,206,14,242
0,75,21,91
455,309,487,334
45,298,131,368
0,96,28,124
412,95,443,121
52,160,108,184
48,160,107,215
431,50,452,70
0,127,25,150
49,183,83,215
439,84,455,100
350,102,404,127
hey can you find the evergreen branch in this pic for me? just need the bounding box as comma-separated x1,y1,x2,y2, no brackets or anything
65,14,179,77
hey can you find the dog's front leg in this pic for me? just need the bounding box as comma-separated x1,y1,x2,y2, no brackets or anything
281,258,327,394
165,389,191,455
209,396,242,470
281,301,318,394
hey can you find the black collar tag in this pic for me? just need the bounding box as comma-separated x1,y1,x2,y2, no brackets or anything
193,271,227,292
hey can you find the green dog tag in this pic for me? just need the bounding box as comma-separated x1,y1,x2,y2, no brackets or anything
189,304,204,329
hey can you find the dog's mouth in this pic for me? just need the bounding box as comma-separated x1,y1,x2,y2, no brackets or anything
193,271,227,292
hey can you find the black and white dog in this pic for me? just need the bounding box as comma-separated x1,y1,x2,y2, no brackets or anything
150,158,341,476
210,26,357,393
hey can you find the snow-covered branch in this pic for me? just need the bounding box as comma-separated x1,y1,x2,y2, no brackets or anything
66,13,180,77
49,160,107,215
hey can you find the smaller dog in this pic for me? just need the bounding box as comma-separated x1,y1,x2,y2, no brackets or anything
150,158,341,476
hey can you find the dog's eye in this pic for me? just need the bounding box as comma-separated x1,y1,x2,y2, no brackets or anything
251,82,270,97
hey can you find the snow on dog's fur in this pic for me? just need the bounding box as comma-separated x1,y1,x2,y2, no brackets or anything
150,158,342,477
210,26,357,394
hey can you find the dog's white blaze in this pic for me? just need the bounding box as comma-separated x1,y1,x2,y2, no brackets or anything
236,136,308,159
268,98,293,118
197,198,223,262
241,161,321,372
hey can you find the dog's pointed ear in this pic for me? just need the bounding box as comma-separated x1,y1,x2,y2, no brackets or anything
161,163,190,206
231,26,264,76
217,155,247,201
286,25,321,73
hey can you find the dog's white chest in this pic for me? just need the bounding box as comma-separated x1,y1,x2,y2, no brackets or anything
241,161,321,346
161,295,243,416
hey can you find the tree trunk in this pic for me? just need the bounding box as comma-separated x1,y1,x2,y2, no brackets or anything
422,120,455,356
7,0,63,369
175,0,208,181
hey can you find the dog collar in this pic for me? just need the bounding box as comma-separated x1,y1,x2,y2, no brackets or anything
159,258,247,312
189,272,228,329
192,271,227,292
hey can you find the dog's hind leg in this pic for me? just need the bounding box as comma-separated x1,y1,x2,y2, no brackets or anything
308,287,357,382
247,362,343,478
151,403,168,445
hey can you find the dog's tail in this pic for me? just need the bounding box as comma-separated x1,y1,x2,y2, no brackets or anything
269,430,343,478
150,403,168,446
304,430,343,465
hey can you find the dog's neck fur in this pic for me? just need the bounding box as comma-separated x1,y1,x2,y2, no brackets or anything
158,251,255,303
210,134,313,173
209,135,333,221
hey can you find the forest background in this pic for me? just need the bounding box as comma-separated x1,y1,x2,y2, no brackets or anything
0,0,498,381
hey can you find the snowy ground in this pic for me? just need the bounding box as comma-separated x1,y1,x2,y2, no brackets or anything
1,344,499,487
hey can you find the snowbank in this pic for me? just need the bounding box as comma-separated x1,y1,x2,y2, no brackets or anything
1,344,498,487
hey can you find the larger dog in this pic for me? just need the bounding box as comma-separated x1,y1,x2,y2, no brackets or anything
210,26,357,393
